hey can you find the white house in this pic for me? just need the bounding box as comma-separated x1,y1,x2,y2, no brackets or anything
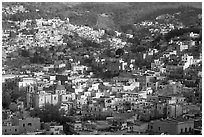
182,54,194,70
19,77,37,88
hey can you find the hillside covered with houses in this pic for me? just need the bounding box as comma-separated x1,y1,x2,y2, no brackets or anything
2,2,202,135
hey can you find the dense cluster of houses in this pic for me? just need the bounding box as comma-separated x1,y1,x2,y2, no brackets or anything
2,52,202,134
2,4,27,15
2,4,202,135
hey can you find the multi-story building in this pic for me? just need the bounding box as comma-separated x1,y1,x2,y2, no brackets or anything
148,118,194,135
18,77,37,88
137,75,157,90
66,121,82,133
167,104,183,118
2,117,40,135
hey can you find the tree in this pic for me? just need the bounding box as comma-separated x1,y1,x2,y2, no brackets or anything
30,104,71,124
2,91,11,109
11,88,26,102
9,102,18,112
115,48,124,57
127,36,140,45
164,28,201,41
123,101,131,111
103,48,115,57
21,49,30,57
135,45,147,53
82,39,100,48
5,56,30,69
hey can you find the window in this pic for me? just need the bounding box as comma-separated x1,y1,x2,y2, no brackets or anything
15,129,17,132
28,123,32,126
23,124,25,127
54,97,57,100
185,128,187,132
158,127,161,131
5,129,7,132
181,129,183,133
